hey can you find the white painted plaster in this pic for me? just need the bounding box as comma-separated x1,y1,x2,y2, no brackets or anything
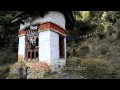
18,36,25,58
20,11,66,30
50,31,59,71
39,30,51,64
38,30,67,72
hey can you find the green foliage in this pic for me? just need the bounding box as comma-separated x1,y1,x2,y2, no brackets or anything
0,11,19,51
0,64,10,79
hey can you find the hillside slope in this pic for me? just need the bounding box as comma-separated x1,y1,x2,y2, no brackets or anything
0,48,17,79
1,11,120,79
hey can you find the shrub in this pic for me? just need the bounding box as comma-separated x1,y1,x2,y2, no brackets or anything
76,46,90,57
0,66,10,79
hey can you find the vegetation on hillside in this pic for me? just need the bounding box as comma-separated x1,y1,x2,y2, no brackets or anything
0,11,120,79
67,11,120,79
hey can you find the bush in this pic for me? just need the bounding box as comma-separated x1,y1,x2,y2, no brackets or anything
76,46,90,57
0,66,10,79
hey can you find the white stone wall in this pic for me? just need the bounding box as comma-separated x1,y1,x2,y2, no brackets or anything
39,30,60,72
50,31,59,60
18,36,25,59
50,31,59,71
20,11,66,30
39,30,51,64
58,58,66,69
38,30,67,72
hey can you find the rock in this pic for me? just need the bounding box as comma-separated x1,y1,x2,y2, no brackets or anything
19,67,27,79
26,68,49,79
9,61,27,79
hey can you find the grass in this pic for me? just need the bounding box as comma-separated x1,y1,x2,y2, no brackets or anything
0,64,11,79
1,56,120,79
80,58,114,79
65,57,120,79
0,48,17,79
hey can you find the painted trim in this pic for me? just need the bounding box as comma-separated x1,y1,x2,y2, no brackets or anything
39,22,66,36
18,29,26,35
50,28,66,37
40,21,66,30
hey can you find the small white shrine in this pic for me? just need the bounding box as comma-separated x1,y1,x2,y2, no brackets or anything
12,11,75,72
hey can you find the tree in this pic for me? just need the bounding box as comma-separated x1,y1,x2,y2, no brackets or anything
0,11,19,51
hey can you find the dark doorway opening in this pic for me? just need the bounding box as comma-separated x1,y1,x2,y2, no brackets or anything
59,36,64,58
